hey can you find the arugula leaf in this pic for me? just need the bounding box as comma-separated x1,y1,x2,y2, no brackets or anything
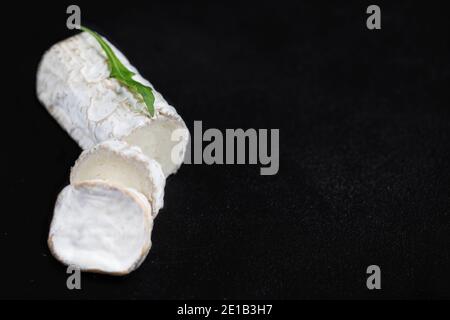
81,26,155,117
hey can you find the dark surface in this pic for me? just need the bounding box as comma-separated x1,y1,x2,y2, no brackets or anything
1,1,449,299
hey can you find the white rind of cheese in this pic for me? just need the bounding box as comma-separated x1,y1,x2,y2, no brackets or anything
48,181,153,275
70,140,165,217
37,32,189,177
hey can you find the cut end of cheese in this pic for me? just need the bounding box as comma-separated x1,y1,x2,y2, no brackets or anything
48,181,153,275
70,140,165,217
124,118,189,177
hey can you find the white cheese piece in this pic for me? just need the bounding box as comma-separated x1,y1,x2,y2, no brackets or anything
37,32,189,177
70,140,165,217
48,181,153,275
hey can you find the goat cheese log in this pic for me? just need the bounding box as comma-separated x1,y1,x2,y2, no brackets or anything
48,181,153,275
70,140,165,217
37,32,189,177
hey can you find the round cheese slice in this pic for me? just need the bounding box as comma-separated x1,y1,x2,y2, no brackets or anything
70,140,165,217
48,181,153,275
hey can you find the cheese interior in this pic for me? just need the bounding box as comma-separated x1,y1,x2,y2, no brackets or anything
49,182,152,274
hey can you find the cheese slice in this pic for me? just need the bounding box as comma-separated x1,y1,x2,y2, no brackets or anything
48,181,153,275
70,140,165,217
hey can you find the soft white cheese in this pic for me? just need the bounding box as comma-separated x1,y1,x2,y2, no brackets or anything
48,181,153,275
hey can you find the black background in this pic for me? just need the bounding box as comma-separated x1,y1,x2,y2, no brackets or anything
1,1,449,299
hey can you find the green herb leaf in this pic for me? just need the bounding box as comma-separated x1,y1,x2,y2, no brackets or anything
80,26,155,117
